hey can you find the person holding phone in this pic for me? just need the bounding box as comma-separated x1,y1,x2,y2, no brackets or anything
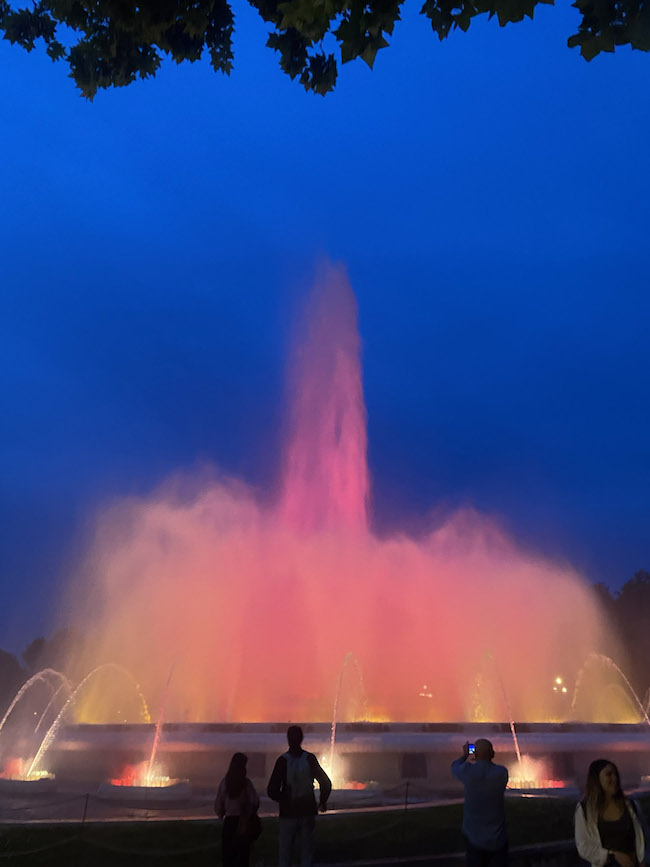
451,740,509,867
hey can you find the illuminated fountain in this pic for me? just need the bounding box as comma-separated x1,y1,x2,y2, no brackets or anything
0,757,56,795
572,653,650,725
11,260,642,800
0,669,72,791
33,679,73,738
96,666,191,801
327,653,368,788
507,755,568,791
60,260,614,726
0,249,644,817
471,653,522,763
97,759,191,803
0,669,71,738
145,667,174,787
27,663,150,781
0,663,153,795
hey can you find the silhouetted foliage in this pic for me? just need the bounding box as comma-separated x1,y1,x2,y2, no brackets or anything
22,627,87,680
585,571,650,701
0,649,26,715
22,636,46,672
611,570,650,696
592,581,616,619
1,0,649,98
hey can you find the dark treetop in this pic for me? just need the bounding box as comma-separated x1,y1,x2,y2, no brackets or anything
1,0,649,98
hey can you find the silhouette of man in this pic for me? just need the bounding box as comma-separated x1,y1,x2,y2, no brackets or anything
267,725,332,867
451,739,509,867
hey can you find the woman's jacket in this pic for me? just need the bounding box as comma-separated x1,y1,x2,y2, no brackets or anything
574,800,645,867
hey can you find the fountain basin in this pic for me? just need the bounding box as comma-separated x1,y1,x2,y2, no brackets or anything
42,721,650,793
0,777,57,796
96,781,192,805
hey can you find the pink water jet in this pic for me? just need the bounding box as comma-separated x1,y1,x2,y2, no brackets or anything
280,268,369,534
64,261,615,723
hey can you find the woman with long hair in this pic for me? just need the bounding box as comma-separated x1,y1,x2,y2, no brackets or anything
575,758,645,867
215,752,260,867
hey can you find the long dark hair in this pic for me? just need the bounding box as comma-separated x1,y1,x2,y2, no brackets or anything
225,752,248,798
581,758,624,820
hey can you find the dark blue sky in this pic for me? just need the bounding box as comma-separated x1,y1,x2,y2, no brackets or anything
1,1,649,652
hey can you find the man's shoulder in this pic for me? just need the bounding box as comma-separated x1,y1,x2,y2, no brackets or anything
450,757,469,780
294,750,321,770
283,749,319,771
453,759,508,781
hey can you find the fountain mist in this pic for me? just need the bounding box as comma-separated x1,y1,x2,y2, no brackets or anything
63,261,616,723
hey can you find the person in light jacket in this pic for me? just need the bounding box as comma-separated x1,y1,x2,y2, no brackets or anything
575,758,645,867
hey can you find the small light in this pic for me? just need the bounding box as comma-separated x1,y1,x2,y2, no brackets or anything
561,687,567,693
555,677,563,685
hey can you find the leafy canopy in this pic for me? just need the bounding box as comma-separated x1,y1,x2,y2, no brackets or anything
1,0,649,98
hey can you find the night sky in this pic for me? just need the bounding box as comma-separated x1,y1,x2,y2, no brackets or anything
1,0,649,653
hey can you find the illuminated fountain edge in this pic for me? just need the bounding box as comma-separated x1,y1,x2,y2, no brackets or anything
45,720,650,796
96,780,192,803
0,774,57,796
96,759,192,803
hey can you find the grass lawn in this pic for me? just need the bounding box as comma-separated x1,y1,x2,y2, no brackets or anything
1,794,645,866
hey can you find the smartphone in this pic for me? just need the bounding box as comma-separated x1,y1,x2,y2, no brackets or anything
468,743,475,755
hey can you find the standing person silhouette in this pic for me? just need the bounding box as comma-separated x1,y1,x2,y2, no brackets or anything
267,725,332,867
451,739,509,867
215,752,260,867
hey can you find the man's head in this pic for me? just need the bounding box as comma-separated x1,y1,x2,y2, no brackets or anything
287,725,304,749
474,738,495,761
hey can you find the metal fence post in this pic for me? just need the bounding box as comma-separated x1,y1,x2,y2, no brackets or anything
77,792,89,867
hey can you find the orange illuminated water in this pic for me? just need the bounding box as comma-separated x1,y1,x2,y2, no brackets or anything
64,262,615,723
109,762,175,788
